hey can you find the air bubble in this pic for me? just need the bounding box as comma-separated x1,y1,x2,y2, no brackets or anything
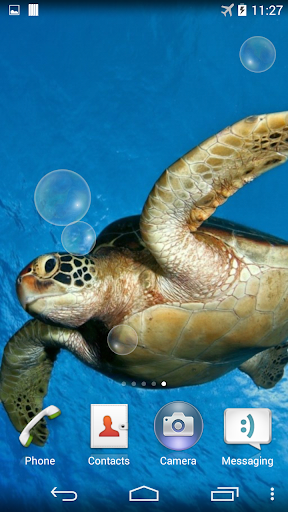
107,325,138,355
35,169,91,225
240,36,276,73
61,221,96,256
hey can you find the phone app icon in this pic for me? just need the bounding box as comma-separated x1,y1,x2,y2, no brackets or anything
154,401,203,451
224,408,272,450
19,405,61,447
90,404,128,448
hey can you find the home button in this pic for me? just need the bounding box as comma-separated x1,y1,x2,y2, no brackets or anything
129,486,159,502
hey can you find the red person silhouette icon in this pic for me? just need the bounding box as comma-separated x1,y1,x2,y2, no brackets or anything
99,415,120,437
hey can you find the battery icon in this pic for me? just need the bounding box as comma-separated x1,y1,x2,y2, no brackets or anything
238,4,247,15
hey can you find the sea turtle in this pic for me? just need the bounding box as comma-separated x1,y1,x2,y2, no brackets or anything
1,111,288,446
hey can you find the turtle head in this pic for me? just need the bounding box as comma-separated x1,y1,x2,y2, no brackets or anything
16,253,99,327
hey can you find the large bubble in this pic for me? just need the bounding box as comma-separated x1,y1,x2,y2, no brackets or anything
107,325,138,355
239,36,276,73
35,169,91,226
61,221,96,255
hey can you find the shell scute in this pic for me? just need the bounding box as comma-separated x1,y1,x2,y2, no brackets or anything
234,295,256,318
199,311,274,362
171,310,237,360
245,276,260,296
256,270,288,312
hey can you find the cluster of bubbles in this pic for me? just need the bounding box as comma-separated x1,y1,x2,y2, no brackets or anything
34,169,96,255
34,172,139,358
240,36,276,73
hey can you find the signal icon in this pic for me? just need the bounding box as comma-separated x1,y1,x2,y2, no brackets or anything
241,414,254,438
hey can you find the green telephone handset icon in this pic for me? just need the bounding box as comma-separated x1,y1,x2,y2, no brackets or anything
19,405,61,447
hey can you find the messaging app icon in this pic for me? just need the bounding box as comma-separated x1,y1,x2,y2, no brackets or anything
224,408,272,450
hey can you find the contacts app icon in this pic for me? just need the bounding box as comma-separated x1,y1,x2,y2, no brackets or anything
154,401,203,451
91,404,128,448
99,416,120,437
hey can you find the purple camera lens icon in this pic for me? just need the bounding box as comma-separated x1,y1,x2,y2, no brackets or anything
163,412,194,437
154,401,203,451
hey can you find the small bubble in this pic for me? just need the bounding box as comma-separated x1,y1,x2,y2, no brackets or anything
141,382,146,387
271,497,274,501
121,381,126,386
151,381,156,387
107,325,138,355
240,36,276,73
61,221,96,256
34,169,91,226
131,381,136,387
161,381,167,387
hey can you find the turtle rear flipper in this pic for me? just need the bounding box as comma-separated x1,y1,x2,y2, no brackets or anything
0,319,95,446
239,343,288,389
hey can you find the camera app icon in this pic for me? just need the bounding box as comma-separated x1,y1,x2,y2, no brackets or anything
154,401,203,451
163,412,194,437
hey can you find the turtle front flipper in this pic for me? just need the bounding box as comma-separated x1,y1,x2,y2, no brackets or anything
140,112,288,282
0,319,97,446
239,343,288,389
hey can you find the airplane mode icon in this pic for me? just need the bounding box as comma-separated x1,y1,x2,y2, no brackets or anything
221,3,234,16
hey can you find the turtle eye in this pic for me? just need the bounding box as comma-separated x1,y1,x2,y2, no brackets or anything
45,258,57,274
36,255,60,278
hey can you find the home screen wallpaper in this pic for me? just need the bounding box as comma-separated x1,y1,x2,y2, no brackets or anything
0,1,287,511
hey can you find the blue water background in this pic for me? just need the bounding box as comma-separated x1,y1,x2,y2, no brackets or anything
0,3,288,511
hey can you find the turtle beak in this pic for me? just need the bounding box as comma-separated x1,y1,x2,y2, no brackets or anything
16,274,37,310
16,273,53,311
16,263,34,310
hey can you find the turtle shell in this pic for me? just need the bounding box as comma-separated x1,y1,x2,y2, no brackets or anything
93,215,146,254
94,214,288,261
90,215,288,388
